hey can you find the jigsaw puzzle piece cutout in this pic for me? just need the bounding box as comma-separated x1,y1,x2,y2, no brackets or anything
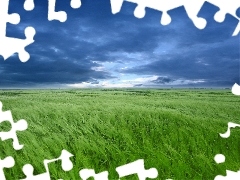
128,0,184,25
48,0,82,22
24,0,35,11
110,0,185,25
48,0,67,22
116,159,158,180
21,149,74,180
219,122,240,138
71,0,81,9
110,0,240,36
165,5,201,35
232,83,240,96
215,148,240,180
236,8,240,18
0,118,28,150
110,0,207,28
21,164,51,180
214,121,240,179
197,1,240,38
6,13,20,26
215,170,240,180
198,1,240,36
25,0,81,13
79,169,109,180
0,101,28,150
43,149,74,171
232,7,240,36
0,27,36,62
180,0,207,29
0,156,15,180
110,0,124,14
206,0,240,23
0,0,36,62
0,0,20,37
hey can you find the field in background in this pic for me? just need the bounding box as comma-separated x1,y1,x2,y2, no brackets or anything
0,89,240,179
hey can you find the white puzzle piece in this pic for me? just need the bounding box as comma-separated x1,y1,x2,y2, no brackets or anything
0,101,28,150
0,0,36,62
116,159,158,180
110,0,240,36
21,149,74,180
0,156,15,180
79,169,109,180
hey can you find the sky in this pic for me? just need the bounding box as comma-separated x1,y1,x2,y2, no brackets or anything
0,0,239,88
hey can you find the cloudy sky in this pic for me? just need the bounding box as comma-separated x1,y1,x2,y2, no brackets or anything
0,0,239,88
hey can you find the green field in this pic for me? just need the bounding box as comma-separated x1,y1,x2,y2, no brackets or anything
0,89,240,179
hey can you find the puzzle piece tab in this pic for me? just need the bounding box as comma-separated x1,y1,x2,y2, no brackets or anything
48,0,82,22
110,0,240,36
110,0,207,28
215,170,240,180
0,156,15,180
0,0,36,62
79,169,109,180
116,159,158,180
207,0,240,23
0,101,28,150
232,83,240,96
214,122,240,179
24,0,35,11
219,122,240,138
21,149,74,180
205,0,240,36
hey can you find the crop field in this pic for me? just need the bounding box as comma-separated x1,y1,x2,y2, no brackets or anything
0,89,240,179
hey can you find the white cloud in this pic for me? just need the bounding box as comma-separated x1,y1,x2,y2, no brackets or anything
50,46,60,53
91,66,105,72
67,75,157,88
121,75,158,84
67,76,205,88
170,79,205,85
67,81,134,88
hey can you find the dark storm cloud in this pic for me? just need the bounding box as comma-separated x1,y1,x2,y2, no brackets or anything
152,77,175,84
0,56,112,87
121,3,240,87
123,36,239,86
0,0,239,88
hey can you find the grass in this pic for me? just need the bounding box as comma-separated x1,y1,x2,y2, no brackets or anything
0,89,240,179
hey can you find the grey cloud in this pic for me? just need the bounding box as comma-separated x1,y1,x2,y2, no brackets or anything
0,0,239,88
152,77,175,84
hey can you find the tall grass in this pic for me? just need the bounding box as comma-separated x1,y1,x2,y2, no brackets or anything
0,89,240,179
